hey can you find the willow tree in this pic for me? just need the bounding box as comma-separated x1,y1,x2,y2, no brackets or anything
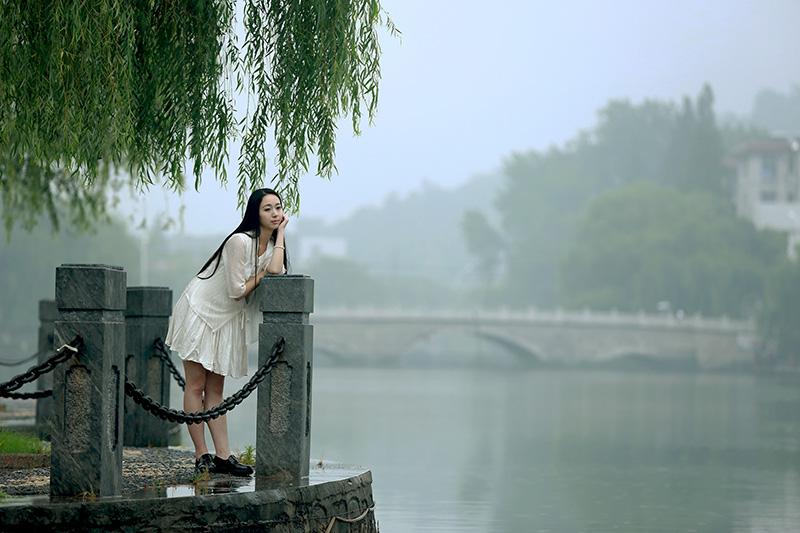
0,1,396,232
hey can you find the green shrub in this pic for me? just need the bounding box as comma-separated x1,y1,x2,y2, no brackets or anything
0,429,48,454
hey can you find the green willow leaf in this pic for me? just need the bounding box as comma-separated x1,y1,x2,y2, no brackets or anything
0,0,397,234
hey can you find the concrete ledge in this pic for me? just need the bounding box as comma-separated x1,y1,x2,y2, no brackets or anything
0,470,377,532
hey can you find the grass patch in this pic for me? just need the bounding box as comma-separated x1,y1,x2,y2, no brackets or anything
192,470,210,484
0,429,49,454
79,490,97,502
239,444,255,465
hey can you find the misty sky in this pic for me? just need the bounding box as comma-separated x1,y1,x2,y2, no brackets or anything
119,0,800,235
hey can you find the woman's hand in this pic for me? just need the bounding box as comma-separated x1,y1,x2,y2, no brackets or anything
278,215,289,230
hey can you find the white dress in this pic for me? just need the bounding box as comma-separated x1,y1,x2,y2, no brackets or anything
165,232,275,378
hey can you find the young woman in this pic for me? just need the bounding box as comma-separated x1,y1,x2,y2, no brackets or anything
165,188,289,476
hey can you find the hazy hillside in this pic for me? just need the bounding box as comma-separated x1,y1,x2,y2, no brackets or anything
293,172,503,287
750,86,800,135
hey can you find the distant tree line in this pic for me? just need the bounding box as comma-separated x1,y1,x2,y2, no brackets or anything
3,85,799,365
465,84,798,362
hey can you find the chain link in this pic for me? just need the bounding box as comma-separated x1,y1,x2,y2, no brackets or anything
125,337,285,424
1,389,53,399
0,350,41,367
151,338,186,390
0,335,53,367
325,506,376,533
0,336,83,398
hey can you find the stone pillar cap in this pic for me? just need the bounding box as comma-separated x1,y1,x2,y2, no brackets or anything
38,300,59,321
126,287,173,317
56,264,127,311
259,275,314,314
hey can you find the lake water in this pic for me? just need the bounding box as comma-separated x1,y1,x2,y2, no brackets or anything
198,366,800,533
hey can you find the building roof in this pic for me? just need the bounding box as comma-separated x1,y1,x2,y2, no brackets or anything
729,137,800,158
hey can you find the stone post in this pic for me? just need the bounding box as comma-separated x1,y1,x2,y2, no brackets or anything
35,300,58,439
51,264,126,498
256,275,314,488
124,287,173,447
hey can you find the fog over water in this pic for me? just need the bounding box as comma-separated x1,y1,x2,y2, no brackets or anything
214,363,800,533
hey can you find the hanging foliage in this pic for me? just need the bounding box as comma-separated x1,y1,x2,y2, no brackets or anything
0,0,396,233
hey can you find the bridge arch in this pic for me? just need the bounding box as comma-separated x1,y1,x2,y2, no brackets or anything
389,325,546,366
471,330,544,365
592,347,698,370
314,345,356,365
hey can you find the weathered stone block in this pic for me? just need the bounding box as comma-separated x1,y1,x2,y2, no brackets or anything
35,300,57,440
125,286,172,318
256,276,314,488
124,287,173,447
259,275,314,315
56,264,126,311
0,470,377,532
51,264,126,498
39,299,59,321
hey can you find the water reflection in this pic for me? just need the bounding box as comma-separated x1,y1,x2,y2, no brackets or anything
174,364,800,532
299,368,800,533
135,463,368,499
151,477,254,498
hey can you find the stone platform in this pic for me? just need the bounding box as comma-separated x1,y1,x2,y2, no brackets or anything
0,447,198,496
0,448,377,532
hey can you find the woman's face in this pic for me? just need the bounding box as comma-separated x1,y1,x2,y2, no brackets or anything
259,193,283,231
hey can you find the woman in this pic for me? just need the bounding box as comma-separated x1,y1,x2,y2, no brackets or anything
165,188,289,476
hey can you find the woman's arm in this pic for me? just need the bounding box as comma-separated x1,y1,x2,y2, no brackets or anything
222,234,257,300
265,217,288,274
239,269,267,300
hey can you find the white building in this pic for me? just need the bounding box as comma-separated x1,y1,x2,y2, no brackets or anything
731,137,800,258
295,236,348,263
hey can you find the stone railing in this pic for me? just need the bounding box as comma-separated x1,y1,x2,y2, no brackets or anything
15,264,314,498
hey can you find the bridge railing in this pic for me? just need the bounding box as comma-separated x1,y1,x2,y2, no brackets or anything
313,306,753,332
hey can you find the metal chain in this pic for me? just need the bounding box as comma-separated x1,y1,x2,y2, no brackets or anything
325,506,376,533
125,337,285,424
0,389,53,399
0,350,41,367
0,335,52,367
151,338,186,390
0,336,83,397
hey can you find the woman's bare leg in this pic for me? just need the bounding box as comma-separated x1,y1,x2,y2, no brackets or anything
183,360,209,458
204,371,231,458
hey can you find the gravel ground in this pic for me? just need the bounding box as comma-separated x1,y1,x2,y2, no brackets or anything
0,447,207,496
1,400,223,496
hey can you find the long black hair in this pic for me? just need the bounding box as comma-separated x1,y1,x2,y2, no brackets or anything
197,188,290,280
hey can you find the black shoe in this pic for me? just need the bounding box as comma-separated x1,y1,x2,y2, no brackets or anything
194,453,214,475
211,454,254,477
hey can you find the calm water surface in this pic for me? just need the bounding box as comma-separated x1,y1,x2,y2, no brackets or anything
212,367,800,533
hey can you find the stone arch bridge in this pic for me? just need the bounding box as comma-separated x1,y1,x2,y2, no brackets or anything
310,308,757,369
